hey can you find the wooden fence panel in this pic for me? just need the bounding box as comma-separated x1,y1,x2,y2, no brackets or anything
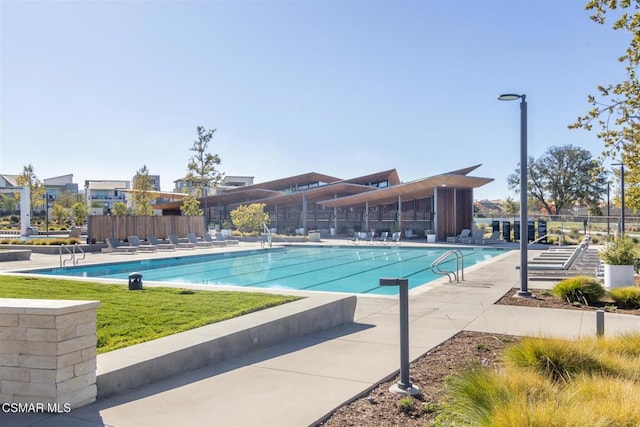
88,216,204,243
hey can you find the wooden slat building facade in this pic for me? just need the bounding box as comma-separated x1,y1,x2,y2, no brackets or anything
153,165,493,242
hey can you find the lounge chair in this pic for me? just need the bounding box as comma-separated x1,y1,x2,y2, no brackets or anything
68,226,82,239
127,236,158,252
148,235,177,251
105,238,138,254
390,231,401,245
461,229,484,244
376,231,389,243
446,229,471,243
209,233,238,245
187,233,215,248
523,244,587,278
475,231,501,245
168,234,196,249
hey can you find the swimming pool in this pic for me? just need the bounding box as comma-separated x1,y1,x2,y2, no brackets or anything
22,246,508,295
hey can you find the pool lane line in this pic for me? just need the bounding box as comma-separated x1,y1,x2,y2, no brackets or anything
150,247,481,288
288,251,442,291
131,247,427,284
296,248,485,292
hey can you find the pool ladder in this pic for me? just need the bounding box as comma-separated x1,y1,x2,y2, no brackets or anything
59,244,85,267
430,249,464,283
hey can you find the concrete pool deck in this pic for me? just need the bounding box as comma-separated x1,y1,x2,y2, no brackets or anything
1,239,640,426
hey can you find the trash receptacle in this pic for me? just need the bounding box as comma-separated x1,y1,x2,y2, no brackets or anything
128,272,143,290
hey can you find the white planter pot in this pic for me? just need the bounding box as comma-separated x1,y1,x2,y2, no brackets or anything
221,229,232,238
603,264,636,289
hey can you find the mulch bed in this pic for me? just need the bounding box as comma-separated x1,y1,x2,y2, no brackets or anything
318,281,640,426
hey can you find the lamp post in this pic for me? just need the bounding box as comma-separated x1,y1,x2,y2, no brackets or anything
498,93,531,297
611,163,625,235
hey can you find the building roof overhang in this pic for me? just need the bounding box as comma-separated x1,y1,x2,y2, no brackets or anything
318,166,493,208
227,182,376,208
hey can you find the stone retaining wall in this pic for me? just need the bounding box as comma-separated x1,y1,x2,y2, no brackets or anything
0,299,100,409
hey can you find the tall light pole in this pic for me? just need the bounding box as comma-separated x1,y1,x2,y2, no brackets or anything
498,93,531,297
611,163,625,235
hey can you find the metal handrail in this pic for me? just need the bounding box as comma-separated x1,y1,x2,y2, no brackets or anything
59,243,85,266
262,223,273,248
430,249,465,283
73,243,85,265
60,245,73,266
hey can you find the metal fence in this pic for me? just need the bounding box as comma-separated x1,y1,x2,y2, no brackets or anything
474,214,640,243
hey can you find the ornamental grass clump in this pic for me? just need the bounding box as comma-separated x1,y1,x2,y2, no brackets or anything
609,286,640,309
551,275,605,305
440,368,557,426
599,236,637,265
503,337,622,382
438,333,640,426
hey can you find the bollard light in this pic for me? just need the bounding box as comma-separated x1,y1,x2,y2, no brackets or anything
128,272,143,290
379,277,420,396
596,309,604,337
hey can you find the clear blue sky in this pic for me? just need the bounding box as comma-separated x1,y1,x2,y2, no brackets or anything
0,0,628,200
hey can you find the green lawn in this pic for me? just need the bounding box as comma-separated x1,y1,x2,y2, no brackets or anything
0,276,301,353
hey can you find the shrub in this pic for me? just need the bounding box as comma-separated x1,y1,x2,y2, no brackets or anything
599,236,636,265
552,276,605,305
609,287,640,309
396,396,414,413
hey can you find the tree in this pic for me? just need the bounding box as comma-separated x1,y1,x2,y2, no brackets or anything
507,145,607,215
132,165,156,216
1,195,16,214
112,202,128,216
15,164,44,221
230,203,269,234
50,203,68,225
71,202,89,225
55,190,84,209
569,0,640,213
185,126,224,225
503,197,519,215
180,196,203,216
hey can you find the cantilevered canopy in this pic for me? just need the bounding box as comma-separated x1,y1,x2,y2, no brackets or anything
228,182,376,208
318,167,493,208
153,188,280,210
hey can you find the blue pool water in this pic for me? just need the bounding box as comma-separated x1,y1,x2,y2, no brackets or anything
23,246,508,295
